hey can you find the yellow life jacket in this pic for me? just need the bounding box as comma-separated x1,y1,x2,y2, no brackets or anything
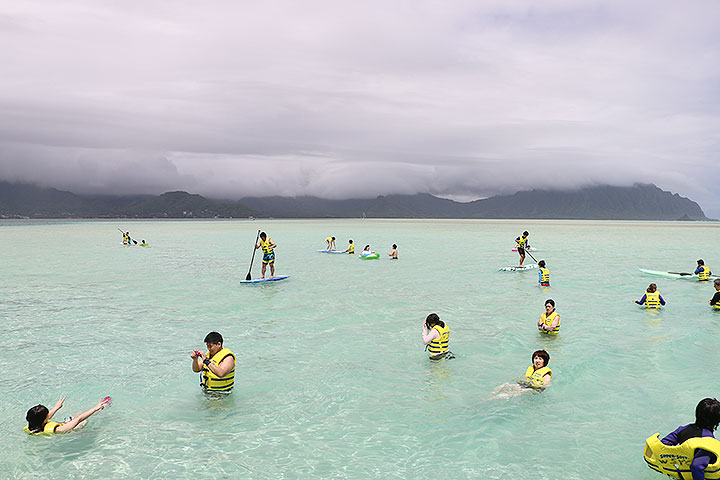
644,433,720,479
524,365,552,388
326,237,333,243
645,291,661,309
23,421,62,436
260,239,274,255
698,266,711,281
427,325,450,356
539,267,550,284
348,244,354,254
714,303,720,310
540,311,560,335
201,348,235,392
516,236,527,249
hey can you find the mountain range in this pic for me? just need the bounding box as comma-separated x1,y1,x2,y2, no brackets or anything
0,181,710,220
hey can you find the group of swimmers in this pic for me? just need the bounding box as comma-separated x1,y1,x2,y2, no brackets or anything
325,236,398,259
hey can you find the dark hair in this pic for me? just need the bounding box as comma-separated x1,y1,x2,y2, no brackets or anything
26,405,49,433
538,260,546,267
392,244,397,249
349,239,353,244
647,283,657,293
259,232,267,239
425,313,445,329
695,398,720,431
532,350,550,367
204,331,223,344
698,259,705,265
364,245,370,250
715,278,720,287
545,299,555,307
523,231,529,236
332,237,335,240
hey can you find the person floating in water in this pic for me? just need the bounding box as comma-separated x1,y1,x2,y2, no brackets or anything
254,231,277,279
344,239,355,254
537,299,560,335
388,244,398,259
325,236,336,251
191,331,236,394
520,350,552,390
696,259,712,281
538,260,550,286
654,398,720,480
634,283,665,308
421,313,453,360
140,240,148,246
24,395,109,435
515,231,529,266
711,279,720,309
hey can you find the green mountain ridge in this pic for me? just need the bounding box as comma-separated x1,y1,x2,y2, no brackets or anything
0,181,709,220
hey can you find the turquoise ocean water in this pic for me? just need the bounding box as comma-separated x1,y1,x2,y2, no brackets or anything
1,219,719,479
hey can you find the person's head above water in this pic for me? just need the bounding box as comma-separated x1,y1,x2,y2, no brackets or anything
695,398,720,431
532,349,550,368
425,313,445,329
392,244,397,249
714,278,720,289
538,260,546,268
698,259,705,266
364,245,370,250
348,239,353,244
545,299,555,310
260,232,267,240
647,283,657,293
204,331,224,356
26,405,49,432
523,231,529,236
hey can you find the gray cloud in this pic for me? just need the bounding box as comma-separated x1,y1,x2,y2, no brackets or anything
1,0,719,216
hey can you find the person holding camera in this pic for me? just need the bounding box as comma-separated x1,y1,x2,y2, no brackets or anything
191,331,236,394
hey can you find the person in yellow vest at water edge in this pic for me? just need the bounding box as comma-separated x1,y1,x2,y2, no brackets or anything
633,283,666,308
537,299,561,335
710,279,720,309
191,331,236,394
254,231,277,279
520,350,552,390
421,313,454,360
644,398,720,480
696,259,712,281
24,395,110,435
538,260,550,286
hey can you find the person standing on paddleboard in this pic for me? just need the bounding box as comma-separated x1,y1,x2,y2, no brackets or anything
515,231,529,266
254,232,277,279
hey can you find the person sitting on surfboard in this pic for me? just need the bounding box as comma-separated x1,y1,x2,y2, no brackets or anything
710,279,720,308
515,231,529,266
325,236,336,251
657,398,720,479
388,244,398,259
344,239,355,254
696,259,712,281
634,283,665,308
254,232,277,279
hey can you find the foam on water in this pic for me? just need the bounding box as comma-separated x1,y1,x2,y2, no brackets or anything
1,219,719,479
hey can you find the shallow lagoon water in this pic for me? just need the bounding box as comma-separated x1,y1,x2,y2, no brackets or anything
1,219,719,479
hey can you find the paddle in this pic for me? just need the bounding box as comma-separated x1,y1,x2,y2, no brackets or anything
245,230,261,281
525,249,538,263
117,227,137,245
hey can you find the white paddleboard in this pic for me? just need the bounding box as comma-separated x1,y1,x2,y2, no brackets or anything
499,264,538,272
240,275,290,284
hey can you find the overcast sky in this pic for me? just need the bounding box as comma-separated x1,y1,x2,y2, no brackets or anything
1,0,719,216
